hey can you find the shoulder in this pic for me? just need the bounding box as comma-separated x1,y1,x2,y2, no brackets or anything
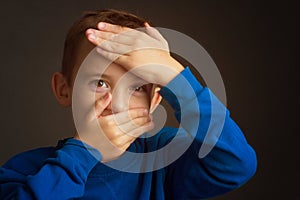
2,146,57,175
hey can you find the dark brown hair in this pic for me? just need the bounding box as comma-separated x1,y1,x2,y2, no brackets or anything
61,9,148,85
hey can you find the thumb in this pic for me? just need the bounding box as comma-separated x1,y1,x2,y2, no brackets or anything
95,93,112,117
86,92,111,122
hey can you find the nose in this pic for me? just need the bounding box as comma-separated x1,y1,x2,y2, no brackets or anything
108,90,130,113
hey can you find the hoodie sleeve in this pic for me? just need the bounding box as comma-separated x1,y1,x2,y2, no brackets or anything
0,139,101,200
159,67,257,199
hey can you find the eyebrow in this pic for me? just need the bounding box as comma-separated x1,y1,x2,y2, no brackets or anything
92,73,110,79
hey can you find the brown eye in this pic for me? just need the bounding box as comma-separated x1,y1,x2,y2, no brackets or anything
135,86,144,92
97,80,108,88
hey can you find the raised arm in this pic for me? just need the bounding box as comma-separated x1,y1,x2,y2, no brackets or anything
160,67,257,199
86,22,257,199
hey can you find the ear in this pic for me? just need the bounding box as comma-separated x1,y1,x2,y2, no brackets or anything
51,72,72,107
149,86,162,114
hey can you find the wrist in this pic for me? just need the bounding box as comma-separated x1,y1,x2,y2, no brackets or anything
156,57,184,86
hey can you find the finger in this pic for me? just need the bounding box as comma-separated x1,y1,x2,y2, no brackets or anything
97,22,145,40
85,92,111,123
86,29,114,45
97,39,132,55
96,47,124,62
97,22,131,34
98,108,148,137
126,121,154,137
144,22,166,43
109,132,134,147
86,29,134,46
102,108,149,125
117,115,152,133
94,93,112,118
109,121,153,149
99,119,153,153
87,30,140,58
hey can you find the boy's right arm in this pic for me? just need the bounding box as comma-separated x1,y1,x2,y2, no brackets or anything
0,95,151,199
0,139,100,199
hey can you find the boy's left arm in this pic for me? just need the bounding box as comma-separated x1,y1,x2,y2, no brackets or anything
159,67,257,199
87,23,257,198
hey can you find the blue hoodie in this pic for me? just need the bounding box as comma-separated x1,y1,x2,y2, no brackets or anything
0,68,257,199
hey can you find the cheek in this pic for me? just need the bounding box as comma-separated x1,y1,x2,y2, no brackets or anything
73,86,94,108
128,94,150,110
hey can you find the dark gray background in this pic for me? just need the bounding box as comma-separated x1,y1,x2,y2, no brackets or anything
0,0,298,199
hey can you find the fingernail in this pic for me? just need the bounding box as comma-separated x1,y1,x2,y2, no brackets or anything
88,33,96,41
86,29,93,34
98,22,106,29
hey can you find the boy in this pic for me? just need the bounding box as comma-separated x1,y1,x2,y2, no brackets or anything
0,9,257,199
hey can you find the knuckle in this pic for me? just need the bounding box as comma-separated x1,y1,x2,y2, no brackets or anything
113,139,124,148
110,33,118,41
102,40,110,49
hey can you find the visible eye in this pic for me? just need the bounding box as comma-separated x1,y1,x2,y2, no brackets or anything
89,79,110,93
130,84,149,95
97,80,108,88
134,86,145,92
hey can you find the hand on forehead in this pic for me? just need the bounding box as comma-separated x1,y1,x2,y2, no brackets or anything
79,48,147,82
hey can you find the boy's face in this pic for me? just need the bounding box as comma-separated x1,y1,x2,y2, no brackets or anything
72,49,153,118
94,62,152,116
